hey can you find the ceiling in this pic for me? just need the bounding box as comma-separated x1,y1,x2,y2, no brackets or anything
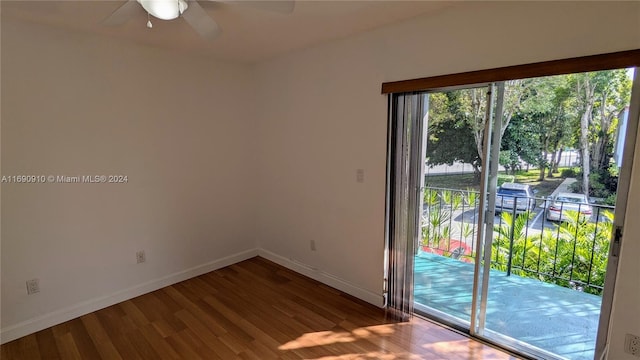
1,0,455,63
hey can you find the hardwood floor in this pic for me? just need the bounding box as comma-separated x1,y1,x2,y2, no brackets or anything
1,257,518,359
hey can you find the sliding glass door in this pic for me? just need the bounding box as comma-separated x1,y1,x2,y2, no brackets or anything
477,70,640,360
413,84,493,329
399,67,640,360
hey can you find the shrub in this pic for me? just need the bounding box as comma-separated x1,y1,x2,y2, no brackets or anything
604,193,617,206
490,210,613,295
569,181,583,194
561,168,579,177
569,171,617,199
589,172,608,198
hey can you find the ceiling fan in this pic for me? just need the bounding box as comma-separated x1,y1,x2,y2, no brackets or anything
103,0,295,41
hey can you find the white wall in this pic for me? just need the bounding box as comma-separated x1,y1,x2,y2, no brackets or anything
1,19,258,341
253,1,640,359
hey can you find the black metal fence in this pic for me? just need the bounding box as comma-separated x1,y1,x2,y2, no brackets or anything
421,186,615,295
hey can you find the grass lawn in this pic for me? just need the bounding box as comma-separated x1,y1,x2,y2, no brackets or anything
424,173,480,191
513,168,570,198
424,167,571,198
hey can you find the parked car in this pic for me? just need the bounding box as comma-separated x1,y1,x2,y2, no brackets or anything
546,192,593,222
495,183,536,214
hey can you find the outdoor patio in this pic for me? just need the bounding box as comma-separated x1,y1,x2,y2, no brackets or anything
414,251,602,360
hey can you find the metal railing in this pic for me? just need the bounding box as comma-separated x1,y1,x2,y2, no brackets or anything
420,186,614,295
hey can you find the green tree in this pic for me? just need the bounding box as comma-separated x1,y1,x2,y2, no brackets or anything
500,114,541,174
426,82,529,177
515,76,574,180
590,69,631,172
425,91,482,175
570,69,631,196
425,69,631,187
464,81,529,173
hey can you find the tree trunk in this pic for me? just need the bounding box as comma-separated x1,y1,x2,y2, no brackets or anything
593,94,616,173
578,76,596,198
499,80,527,138
472,163,481,182
538,129,551,181
539,155,547,181
552,148,563,174
470,81,527,176
470,89,485,167
548,151,556,178
591,138,602,172
539,139,548,181
580,106,593,197
546,145,556,178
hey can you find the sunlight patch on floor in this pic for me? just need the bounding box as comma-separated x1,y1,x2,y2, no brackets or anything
422,339,488,358
279,331,356,350
278,323,407,351
311,351,424,359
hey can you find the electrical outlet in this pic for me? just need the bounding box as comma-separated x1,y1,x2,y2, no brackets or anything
26,279,39,295
625,333,640,357
356,169,365,183
136,250,146,264
310,240,317,251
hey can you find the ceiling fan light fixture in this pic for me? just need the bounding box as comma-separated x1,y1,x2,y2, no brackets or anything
137,0,188,21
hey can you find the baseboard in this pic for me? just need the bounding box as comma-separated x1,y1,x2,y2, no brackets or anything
0,248,259,344
258,249,384,308
2,247,385,344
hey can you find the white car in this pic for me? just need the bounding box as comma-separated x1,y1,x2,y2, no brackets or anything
546,192,592,222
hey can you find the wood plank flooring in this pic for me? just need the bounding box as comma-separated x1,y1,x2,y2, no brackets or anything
1,257,518,359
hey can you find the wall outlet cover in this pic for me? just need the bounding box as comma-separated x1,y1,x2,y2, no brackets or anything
136,250,146,264
26,279,39,295
625,333,640,357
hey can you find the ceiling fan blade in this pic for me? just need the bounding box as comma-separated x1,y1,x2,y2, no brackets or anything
216,0,295,14
182,1,222,41
103,0,141,26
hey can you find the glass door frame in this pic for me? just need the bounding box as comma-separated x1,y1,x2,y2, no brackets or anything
466,70,640,360
385,53,640,359
470,81,502,337
411,82,492,331
595,68,640,357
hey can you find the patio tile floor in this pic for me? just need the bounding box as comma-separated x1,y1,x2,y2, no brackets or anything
414,252,602,360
